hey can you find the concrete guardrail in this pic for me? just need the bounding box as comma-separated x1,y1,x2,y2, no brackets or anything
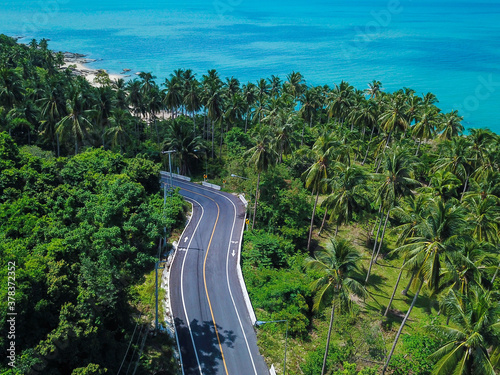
201,181,221,190
160,171,191,182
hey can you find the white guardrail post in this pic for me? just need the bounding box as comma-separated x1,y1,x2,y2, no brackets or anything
235,194,257,324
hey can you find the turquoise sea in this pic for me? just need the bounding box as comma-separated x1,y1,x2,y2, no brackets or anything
1,0,499,132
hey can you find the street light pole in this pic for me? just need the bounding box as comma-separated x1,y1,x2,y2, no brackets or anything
155,260,167,333
230,173,249,180
161,150,177,190
161,150,177,258
255,319,288,375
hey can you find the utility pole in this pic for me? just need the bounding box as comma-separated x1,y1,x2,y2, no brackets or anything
155,260,167,332
161,150,177,257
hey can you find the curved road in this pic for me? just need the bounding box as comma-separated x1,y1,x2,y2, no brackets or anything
166,178,268,375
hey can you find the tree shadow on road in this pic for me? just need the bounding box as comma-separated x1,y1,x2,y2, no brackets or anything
175,317,236,374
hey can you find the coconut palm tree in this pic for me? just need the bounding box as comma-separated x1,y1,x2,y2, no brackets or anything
304,238,366,375
255,78,270,123
366,146,420,282
106,108,132,154
378,92,409,149
468,128,498,179
145,85,164,145
224,76,240,99
412,104,438,156
381,197,468,374
365,80,383,100
320,163,370,236
38,81,66,156
285,71,305,104
163,75,183,118
427,170,462,201
268,75,282,98
93,85,115,148
112,78,128,110
463,195,500,244
56,90,94,154
245,126,277,229
299,87,322,145
327,81,354,124
0,67,24,108
438,110,464,141
467,170,500,201
126,79,145,117
384,194,432,316
426,287,500,375
434,137,474,196
273,112,298,163
441,240,497,298
303,133,338,253
242,82,257,132
184,77,202,133
351,97,379,164
163,120,205,176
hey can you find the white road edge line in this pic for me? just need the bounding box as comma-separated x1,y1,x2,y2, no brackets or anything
179,197,205,375
173,179,258,375
224,194,258,375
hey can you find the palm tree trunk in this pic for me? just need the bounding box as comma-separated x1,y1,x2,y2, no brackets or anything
252,171,261,230
402,271,415,296
375,154,384,173
154,118,160,145
204,112,207,139
321,303,336,375
384,261,406,316
376,131,392,173
384,129,393,148
335,222,340,237
192,110,196,134
56,132,60,158
382,279,424,375
307,190,320,254
366,209,385,283
219,118,223,159
355,126,366,162
415,139,421,156
374,208,391,264
318,208,328,235
491,262,500,285
245,109,249,133
211,118,214,159
461,174,470,197
362,126,376,165
369,205,383,240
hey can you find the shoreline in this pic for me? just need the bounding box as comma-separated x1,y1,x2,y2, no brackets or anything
61,51,132,86
61,50,175,120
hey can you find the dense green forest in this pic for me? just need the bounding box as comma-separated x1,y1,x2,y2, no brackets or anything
1,34,500,374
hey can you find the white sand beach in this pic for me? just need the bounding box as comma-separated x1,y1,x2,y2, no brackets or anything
61,52,126,86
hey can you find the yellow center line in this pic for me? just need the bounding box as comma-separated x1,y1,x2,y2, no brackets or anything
180,186,229,375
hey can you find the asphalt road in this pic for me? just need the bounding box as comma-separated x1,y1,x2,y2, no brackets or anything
166,178,269,375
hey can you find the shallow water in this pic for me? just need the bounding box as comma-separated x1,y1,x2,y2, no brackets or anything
1,0,499,132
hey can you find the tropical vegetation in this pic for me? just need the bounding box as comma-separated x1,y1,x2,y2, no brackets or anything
2,35,500,374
